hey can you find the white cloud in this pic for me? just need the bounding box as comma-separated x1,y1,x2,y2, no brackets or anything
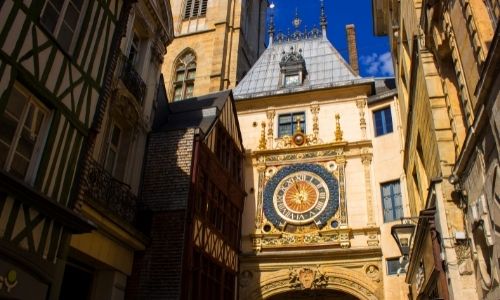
359,51,394,76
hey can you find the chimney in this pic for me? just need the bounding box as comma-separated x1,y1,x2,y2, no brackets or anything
346,24,359,76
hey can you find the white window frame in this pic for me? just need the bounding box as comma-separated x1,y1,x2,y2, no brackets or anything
40,0,88,54
104,122,122,176
0,83,52,185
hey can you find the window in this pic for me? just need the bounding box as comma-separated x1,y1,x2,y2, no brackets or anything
128,33,141,68
278,112,305,137
373,106,393,136
184,0,208,19
0,84,50,182
104,123,121,174
173,51,196,101
386,257,408,275
40,0,86,53
284,74,300,87
381,180,403,222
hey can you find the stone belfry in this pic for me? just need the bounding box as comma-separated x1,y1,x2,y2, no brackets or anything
162,0,267,101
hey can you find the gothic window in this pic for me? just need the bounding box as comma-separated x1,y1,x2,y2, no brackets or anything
173,51,196,101
41,0,87,53
183,0,208,19
373,106,393,136
381,180,403,222
0,84,51,183
278,112,305,137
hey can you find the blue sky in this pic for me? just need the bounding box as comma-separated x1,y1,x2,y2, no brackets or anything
267,0,393,78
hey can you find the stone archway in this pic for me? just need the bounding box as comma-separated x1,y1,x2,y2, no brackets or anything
243,267,380,300
268,289,359,300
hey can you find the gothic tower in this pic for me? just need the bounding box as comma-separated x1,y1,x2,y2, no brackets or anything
162,0,267,101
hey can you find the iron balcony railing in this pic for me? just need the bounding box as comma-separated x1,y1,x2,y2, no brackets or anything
119,54,146,104
83,159,137,223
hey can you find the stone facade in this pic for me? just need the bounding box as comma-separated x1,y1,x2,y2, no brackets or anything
232,6,410,297
372,0,499,299
161,0,267,100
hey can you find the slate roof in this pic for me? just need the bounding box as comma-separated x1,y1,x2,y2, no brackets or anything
368,77,397,104
233,36,373,99
153,85,231,135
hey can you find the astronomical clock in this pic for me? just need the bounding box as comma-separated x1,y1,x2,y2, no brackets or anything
251,114,354,252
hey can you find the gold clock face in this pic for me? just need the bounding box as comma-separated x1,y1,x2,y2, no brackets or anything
274,171,329,225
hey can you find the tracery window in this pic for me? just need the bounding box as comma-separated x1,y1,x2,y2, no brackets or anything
183,0,208,19
173,51,196,101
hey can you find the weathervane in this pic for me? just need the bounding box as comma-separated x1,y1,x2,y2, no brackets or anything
292,8,302,29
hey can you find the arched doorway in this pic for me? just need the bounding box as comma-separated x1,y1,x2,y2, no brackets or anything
268,289,359,300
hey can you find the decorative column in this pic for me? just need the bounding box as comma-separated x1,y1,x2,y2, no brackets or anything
255,159,266,229
361,150,375,226
310,102,320,141
356,98,367,139
361,149,379,246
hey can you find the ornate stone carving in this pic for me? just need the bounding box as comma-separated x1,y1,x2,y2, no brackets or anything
239,270,253,287
367,230,379,246
365,265,380,282
310,102,320,140
289,267,328,289
266,108,275,148
356,98,367,139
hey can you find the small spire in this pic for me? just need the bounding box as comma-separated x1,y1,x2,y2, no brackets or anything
335,114,343,142
320,0,327,38
292,8,302,29
268,3,275,46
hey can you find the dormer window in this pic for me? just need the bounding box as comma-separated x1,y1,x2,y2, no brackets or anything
284,74,300,87
279,46,307,87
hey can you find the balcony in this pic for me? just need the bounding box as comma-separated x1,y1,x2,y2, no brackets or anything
119,54,146,104
83,159,137,223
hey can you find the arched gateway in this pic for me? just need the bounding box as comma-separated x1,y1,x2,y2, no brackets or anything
242,267,380,300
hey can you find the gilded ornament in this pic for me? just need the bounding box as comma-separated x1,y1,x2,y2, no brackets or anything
335,114,343,141
259,121,267,150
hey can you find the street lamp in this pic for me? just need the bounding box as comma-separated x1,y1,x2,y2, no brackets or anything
391,222,416,257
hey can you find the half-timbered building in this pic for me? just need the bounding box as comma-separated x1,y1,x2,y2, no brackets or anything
66,1,174,299
127,89,246,299
0,0,173,299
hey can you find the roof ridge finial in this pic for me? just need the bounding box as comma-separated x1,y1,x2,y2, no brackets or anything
320,0,327,39
268,2,275,46
293,8,302,29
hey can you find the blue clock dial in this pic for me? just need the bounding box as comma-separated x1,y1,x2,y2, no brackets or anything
263,163,339,230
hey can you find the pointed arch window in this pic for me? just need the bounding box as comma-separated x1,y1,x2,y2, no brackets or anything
173,52,196,101
184,0,208,19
